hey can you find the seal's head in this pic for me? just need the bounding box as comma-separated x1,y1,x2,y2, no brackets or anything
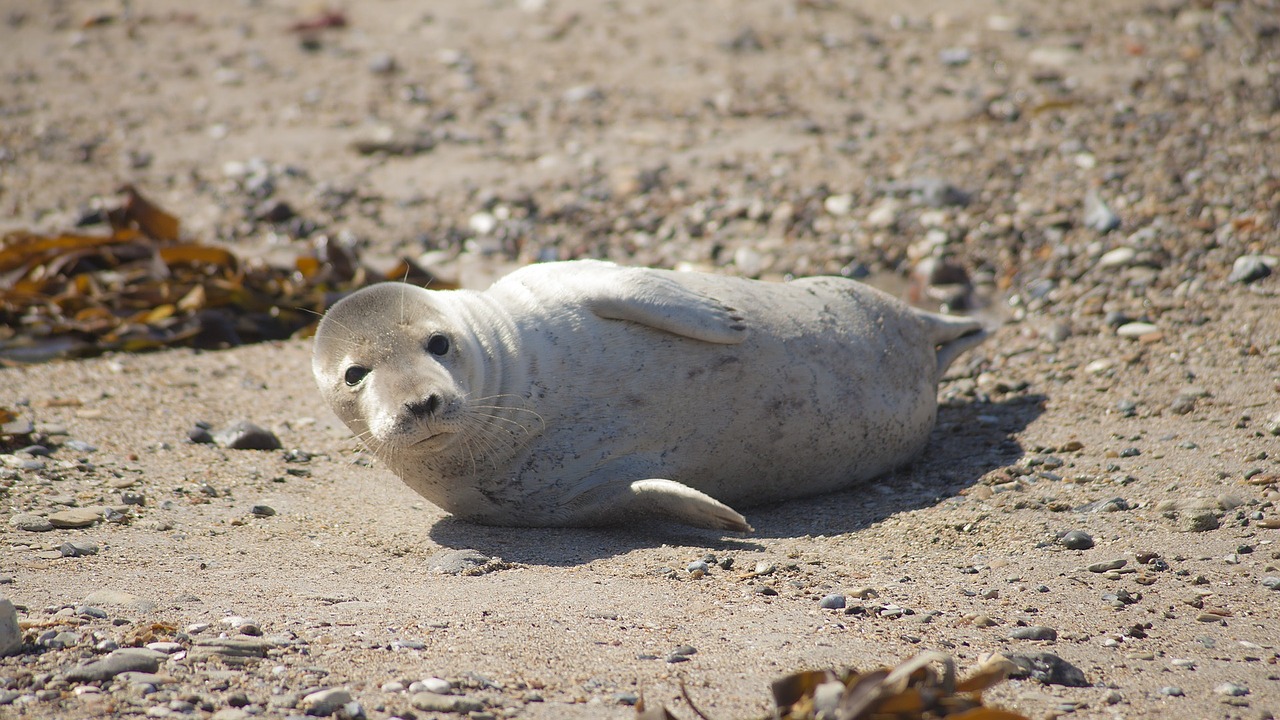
312,283,471,456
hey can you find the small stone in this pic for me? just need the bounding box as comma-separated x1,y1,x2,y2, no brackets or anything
410,693,483,713
1228,255,1274,284
1116,322,1158,338
1180,509,1220,533
1009,626,1057,641
300,688,352,717
250,505,276,518
1097,247,1136,268
427,549,491,575
1160,686,1185,697
1087,559,1126,573
419,677,450,694
939,47,972,66
65,648,164,682
1214,682,1249,697
48,507,104,528
1004,652,1089,687
144,641,184,654
851,587,879,600
121,491,145,506
60,541,99,557
9,514,53,532
187,637,272,660
1059,530,1094,550
381,681,405,693
1083,191,1121,233
819,594,846,609
213,422,281,451
364,50,398,75
0,599,21,657
1260,577,1280,591
187,426,214,444
686,560,710,574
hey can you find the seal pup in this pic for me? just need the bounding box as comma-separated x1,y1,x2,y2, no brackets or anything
312,260,986,532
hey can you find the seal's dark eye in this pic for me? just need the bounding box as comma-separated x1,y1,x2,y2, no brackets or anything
344,366,369,386
426,333,450,356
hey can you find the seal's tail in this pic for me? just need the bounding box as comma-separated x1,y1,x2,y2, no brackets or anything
920,312,988,383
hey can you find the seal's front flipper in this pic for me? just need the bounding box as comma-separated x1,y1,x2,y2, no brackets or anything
566,478,753,532
581,266,749,345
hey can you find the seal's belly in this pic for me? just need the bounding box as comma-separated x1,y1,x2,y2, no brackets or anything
504,277,938,509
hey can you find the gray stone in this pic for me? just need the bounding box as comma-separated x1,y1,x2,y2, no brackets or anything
213,422,281,451
1086,559,1126,573
1059,530,1094,550
0,598,21,656
1260,577,1280,591
427,549,491,575
410,692,484,713
83,590,156,614
1179,508,1220,533
48,507,104,528
1084,191,1121,233
8,514,53,532
64,648,164,682
1228,255,1273,284
1215,682,1249,697
301,688,352,716
60,540,99,557
250,505,276,518
188,637,273,660
819,594,846,609
1009,626,1058,641
1005,652,1089,687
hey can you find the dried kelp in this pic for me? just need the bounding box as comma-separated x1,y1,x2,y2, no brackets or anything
641,653,1028,720
0,186,448,364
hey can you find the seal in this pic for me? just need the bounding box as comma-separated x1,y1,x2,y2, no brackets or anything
312,260,986,532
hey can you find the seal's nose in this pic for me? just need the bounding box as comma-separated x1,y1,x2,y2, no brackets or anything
405,395,441,418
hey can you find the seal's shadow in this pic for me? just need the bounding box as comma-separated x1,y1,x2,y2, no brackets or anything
427,393,1045,566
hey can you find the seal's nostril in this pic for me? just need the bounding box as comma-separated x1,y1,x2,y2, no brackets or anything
406,395,441,418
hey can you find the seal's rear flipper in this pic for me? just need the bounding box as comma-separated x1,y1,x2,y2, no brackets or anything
919,312,988,382
566,478,753,533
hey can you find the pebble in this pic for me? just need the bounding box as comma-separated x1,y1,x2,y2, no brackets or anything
1214,682,1249,697
1004,652,1089,687
48,507,104,528
145,641,184,654
9,514,53,532
65,648,164,682
417,677,451,694
213,422,281,450
250,505,276,518
187,637,272,660
1179,509,1220,533
1227,255,1273,284
60,540,100,557
381,681,405,693
1009,626,1058,641
1260,577,1280,591
427,549,491,575
1087,559,1126,573
300,688,352,716
1097,247,1136,268
1076,497,1130,513
187,426,214,444
1160,686,1185,697
819,594,846,609
1059,530,1094,550
1116,322,1158,338
0,599,20,656
1083,191,1121,233
410,693,483,713
63,440,97,453
368,53,397,75
686,560,710,574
